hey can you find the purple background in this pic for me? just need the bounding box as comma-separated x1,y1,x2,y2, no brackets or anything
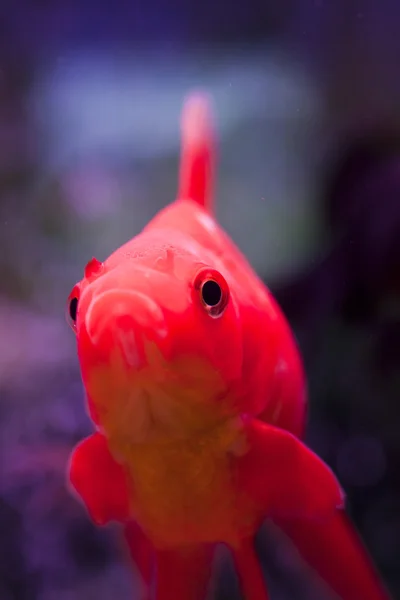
0,2,399,599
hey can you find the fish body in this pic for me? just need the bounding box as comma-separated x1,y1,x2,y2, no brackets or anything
67,93,390,600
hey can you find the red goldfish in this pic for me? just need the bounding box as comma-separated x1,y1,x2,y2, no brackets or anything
67,92,391,600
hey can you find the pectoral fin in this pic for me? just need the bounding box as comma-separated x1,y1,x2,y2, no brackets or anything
68,432,130,525
236,419,344,520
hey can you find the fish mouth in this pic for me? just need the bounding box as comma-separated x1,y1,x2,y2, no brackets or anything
80,287,231,447
83,287,168,370
78,285,175,444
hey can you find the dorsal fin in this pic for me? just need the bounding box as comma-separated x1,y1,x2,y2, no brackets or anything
177,91,215,214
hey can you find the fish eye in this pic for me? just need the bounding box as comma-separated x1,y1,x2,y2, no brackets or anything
201,280,222,307
193,268,229,318
66,285,80,333
69,297,78,321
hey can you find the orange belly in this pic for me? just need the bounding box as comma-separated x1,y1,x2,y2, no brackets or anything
121,423,258,549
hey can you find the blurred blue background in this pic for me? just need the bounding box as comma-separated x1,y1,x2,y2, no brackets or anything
0,2,399,599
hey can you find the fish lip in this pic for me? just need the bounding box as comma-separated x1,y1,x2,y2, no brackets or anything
85,289,166,340
83,288,168,369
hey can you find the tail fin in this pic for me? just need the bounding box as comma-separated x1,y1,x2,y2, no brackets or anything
177,91,215,213
273,510,392,600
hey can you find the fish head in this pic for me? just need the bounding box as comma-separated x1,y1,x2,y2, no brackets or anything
67,240,245,448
